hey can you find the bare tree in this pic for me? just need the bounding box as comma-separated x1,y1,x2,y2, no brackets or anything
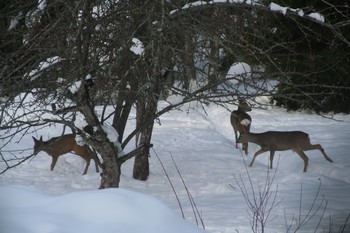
1,0,349,188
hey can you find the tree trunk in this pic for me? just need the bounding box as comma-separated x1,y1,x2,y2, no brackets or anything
182,33,196,90
84,117,121,188
133,85,158,181
77,80,121,188
208,38,220,92
112,86,134,143
112,51,136,143
132,146,150,181
98,142,120,189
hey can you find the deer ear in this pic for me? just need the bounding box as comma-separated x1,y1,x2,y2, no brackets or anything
32,136,37,142
40,136,43,141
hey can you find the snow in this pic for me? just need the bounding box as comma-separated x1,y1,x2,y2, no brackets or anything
28,56,62,81
73,113,89,131
222,62,276,97
102,124,125,156
170,0,253,15
269,2,288,15
7,11,23,31
0,185,205,233
95,24,102,31
130,38,145,56
38,0,47,12
168,0,326,32
226,62,251,77
289,8,304,17
67,74,92,94
269,2,324,22
68,80,82,94
102,124,119,143
307,13,325,23
1,100,350,233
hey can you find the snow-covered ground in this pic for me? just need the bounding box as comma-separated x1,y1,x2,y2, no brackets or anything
1,100,350,233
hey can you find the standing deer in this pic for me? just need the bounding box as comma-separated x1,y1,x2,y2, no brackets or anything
230,99,252,154
237,131,333,172
32,134,100,175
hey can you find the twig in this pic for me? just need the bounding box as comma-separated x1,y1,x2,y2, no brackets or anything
152,148,185,219
233,149,280,233
339,213,350,233
169,152,205,229
0,153,36,175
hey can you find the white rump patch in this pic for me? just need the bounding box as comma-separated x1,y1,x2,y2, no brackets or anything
240,119,251,126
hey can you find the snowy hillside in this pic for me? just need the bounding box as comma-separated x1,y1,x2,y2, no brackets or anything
1,100,350,233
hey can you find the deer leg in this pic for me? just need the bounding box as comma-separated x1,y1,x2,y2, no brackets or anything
91,149,101,172
94,159,100,173
50,155,59,171
269,151,275,169
308,144,333,163
249,148,268,167
244,125,250,155
240,125,250,155
87,149,100,173
295,150,309,172
82,158,90,175
243,142,248,155
234,130,238,148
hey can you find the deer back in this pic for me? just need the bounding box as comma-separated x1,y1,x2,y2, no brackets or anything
72,144,95,161
33,134,77,156
239,131,310,151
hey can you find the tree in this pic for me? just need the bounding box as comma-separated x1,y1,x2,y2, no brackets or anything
263,0,350,113
1,0,349,188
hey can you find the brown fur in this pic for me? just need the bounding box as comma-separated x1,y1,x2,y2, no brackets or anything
237,131,333,172
33,134,99,175
230,99,252,154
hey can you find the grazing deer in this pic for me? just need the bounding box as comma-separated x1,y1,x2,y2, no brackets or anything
230,99,252,154
237,131,333,172
32,134,100,175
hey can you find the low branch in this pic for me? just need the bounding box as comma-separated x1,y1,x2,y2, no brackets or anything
0,153,36,175
118,144,153,165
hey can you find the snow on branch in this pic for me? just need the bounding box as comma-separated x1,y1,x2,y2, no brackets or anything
27,56,63,81
7,11,24,31
169,0,349,46
130,38,145,56
170,0,325,24
307,13,325,23
269,2,288,15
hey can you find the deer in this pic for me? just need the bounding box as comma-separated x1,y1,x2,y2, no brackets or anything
237,131,333,172
230,99,252,154
32,134,100,175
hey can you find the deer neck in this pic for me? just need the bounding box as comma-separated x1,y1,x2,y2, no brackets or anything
237,107,245,112
246,132,263,144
